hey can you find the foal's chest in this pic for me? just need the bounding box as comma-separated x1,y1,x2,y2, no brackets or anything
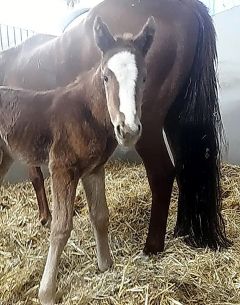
54,120,115,170
74,133,116,172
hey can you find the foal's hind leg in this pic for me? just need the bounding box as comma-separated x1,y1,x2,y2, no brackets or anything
136,127,175,254
0,147,13,186
28,166,52,227
82,166,112,272
39,165,79,305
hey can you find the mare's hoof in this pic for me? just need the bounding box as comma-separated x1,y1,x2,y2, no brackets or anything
134,251,150,261
143,240,164,255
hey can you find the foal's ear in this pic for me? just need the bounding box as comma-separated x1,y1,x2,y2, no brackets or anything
133,16,156,56
94,16,116,53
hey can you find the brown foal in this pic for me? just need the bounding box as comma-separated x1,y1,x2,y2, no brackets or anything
0,16,155,305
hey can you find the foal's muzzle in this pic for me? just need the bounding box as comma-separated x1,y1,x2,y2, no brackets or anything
115,122,142,147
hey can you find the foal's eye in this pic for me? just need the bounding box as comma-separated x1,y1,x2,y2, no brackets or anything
143,77,146,83
103,75,109,83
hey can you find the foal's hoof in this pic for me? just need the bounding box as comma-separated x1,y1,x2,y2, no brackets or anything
38,289,55,305
98,257,113,272
40,214,52,228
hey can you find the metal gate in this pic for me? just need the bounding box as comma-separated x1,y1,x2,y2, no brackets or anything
0,23,36,51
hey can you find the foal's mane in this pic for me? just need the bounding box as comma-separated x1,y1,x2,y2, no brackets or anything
64,65,101,91
64,35,138,91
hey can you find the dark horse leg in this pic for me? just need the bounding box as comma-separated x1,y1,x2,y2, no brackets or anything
0,143,51,227
28,166,52,227
136,124,175,254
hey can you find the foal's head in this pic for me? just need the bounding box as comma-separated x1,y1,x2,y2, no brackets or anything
94,16,156,147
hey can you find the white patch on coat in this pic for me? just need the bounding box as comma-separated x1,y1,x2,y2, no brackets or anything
162,128,175,166
107,51,138,131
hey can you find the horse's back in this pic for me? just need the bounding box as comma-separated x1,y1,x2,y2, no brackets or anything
0,87,23,141
0,33,55,67
0,86,54,163
0,33,57,89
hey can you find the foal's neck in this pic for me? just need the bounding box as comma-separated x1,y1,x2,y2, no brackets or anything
69,65,110,124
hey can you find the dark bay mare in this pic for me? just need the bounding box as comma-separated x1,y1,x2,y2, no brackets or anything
0,16,155,304
0,0,231,255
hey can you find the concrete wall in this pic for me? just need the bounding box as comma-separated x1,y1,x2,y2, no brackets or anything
214,6,240,165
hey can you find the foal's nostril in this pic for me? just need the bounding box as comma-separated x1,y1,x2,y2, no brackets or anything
116,125,123,138
116,123,141,140
137,124,142,134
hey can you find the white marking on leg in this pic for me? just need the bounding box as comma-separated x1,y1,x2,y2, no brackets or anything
39,168,76,305
39,244,59,305
162,128,175,166
107,51,138,131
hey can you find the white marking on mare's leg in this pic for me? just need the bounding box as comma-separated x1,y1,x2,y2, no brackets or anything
82,167,112,272
162,128,175,166
107,51,138,131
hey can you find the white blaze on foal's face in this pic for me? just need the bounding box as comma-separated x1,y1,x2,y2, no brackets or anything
104,50,144,147
107,51,138,132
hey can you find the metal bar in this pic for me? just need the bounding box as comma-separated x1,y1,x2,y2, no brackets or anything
20,27,23,42
0,22,37,51
6,25,10,48
13,26,16,45
0,25,3,51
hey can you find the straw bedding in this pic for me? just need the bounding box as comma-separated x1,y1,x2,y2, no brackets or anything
0,161,240,305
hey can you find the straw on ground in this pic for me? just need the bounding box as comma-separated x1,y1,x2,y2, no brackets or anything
0,161,240,305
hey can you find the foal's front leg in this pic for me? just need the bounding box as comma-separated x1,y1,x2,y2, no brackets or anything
38,165,79,305
82,166,112,272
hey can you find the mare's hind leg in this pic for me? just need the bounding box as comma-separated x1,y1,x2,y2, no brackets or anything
82,166,112,272
39,164,79,305
164,99,191,238
136,127,175,254
0,146,13,186
28,166,52,227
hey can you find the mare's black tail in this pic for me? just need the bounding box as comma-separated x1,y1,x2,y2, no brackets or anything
165,1,231,249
